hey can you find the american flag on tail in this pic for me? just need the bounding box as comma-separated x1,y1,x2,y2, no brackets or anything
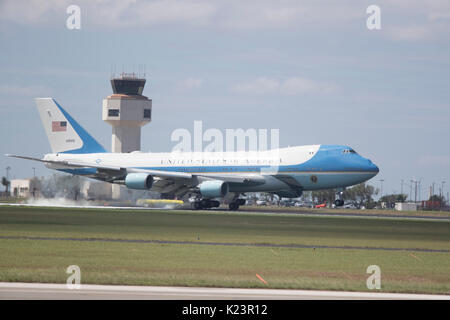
52,121,67,132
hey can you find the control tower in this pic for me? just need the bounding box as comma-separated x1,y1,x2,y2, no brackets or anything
102,73,152,153
102,73,152,199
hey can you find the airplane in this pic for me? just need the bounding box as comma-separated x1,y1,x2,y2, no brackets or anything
6,98,379,210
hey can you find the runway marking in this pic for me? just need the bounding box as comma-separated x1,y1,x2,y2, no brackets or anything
409,253,422,261
1,235,448,253
256,274,268,285
0,282,448,300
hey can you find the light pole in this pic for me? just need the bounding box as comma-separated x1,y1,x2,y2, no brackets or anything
6,166,11,180
442,181,446,209
418,180,422,202
414,180,418,203
379,179,384,199
410,180,413,202
32,167,36,178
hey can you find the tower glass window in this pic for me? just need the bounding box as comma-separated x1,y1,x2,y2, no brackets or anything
108,109,120,117
111,78,145,95
144,109,151,119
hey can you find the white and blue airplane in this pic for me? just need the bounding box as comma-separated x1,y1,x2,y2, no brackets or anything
7,98,379,210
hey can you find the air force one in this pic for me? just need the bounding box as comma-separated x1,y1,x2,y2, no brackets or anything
7,98,379,210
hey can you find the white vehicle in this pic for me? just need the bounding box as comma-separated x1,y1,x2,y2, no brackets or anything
7,98,379,211
256,200,268,206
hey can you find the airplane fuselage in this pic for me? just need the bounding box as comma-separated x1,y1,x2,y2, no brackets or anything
44,144,379,194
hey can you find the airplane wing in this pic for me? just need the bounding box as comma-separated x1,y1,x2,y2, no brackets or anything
5,154,266,195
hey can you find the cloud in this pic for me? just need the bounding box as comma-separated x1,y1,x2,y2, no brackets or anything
0,0,216,28
232,77,337,95
0,0,357,29
0,0,65,25
0,84,52,96
279,77,337,95
418,155,450,166
178,77,203,90
387,25,432,41
232,77,279,94
217,1,362,30
1,0,450,43
428,11,450,22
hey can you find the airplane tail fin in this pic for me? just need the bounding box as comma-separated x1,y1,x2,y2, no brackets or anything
35,98,106,154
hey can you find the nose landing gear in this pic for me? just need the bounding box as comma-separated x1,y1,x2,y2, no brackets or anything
334,190,345,207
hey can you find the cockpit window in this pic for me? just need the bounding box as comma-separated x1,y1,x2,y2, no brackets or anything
342,149,357,154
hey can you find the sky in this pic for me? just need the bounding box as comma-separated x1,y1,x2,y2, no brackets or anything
0,0,449,200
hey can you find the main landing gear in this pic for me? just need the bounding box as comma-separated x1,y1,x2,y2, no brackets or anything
191,199,220,210
190,193,246,211
228,199,246,211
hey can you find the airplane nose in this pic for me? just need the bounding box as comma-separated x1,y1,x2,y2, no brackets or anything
366,159,379,174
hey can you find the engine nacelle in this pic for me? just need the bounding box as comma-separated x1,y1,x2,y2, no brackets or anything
199,180,229,198
125,173,153,190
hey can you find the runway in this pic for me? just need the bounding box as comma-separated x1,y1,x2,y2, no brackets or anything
1,203,449,221
0,282,448,300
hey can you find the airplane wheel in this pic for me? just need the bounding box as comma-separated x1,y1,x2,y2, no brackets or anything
193,202,202,210
229,202,239,211
211,200,220,208
201,199,216,209
334,199,344,207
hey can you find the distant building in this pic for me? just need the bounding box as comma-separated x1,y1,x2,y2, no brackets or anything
421,200,441,210
395,202,418,211
10,179,41,198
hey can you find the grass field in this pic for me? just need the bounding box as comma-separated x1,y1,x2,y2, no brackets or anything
0,205,449,294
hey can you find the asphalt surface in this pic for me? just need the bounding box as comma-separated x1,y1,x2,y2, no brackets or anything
1,282,448,300
1,203,449,221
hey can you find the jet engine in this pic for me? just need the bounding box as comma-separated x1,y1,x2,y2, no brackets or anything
125,173,153,190
198,180,229,198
